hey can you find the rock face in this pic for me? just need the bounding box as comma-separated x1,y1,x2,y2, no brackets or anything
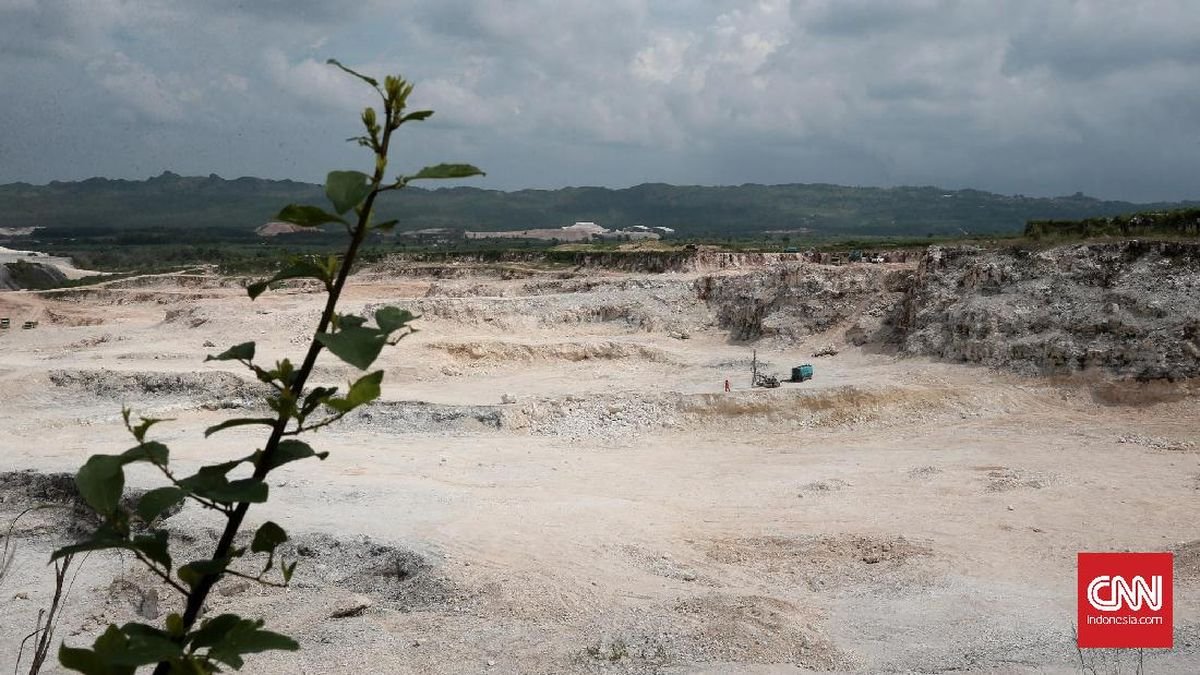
895,241,1200,380
695,265,910,342
692,240,1200,380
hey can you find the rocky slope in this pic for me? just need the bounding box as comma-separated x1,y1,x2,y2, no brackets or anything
894,241,1200,380
694,240,1200,380
695,264,911,342
0,260,66,290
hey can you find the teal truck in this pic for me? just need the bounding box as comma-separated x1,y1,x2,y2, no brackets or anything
790,364,814,382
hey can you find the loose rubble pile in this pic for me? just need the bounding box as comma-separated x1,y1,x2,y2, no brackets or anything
349,400,504,434
504,394,682,439
428,339,673,365
1118,433,1198,453
370,276,705,334
337,386,970,439
47,369,268,408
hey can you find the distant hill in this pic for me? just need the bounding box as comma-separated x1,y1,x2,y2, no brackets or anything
1026,207,1200,239
1,172,1194,238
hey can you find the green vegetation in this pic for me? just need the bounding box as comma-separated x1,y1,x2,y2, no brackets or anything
11,214,1185,290
1025,207,1200,240
4,174,1196,241
54,62,482,674
5,169,1195,280
4,259,66,289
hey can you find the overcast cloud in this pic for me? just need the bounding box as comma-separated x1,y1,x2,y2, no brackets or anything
1,0,1198,200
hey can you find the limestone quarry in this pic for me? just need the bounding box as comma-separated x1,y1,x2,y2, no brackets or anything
1,242,1198,673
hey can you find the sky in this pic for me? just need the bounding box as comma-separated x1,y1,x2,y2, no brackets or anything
1,0,1198,201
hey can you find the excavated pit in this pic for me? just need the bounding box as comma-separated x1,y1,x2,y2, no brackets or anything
4,241,1200,674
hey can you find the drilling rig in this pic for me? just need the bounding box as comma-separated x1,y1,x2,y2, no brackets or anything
750,350,780,388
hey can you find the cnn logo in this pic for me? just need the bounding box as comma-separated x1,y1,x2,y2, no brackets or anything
1077,552,1172,649
1086,575,1163,612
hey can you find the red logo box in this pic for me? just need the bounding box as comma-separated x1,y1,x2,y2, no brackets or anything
1077,552,1173,649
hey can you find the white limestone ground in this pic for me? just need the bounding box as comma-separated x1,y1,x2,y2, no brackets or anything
1,250,1197,673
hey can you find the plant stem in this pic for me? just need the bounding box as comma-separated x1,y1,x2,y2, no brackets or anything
151,101,397,675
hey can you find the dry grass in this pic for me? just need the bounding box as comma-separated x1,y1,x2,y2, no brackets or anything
1036,371,1200,407
1088,378,1197,406
682,393,777,417
682,386,958,429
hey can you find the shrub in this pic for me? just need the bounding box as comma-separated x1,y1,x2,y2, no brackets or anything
52,60,482,674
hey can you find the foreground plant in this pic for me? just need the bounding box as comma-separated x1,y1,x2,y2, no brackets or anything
53,60,482,674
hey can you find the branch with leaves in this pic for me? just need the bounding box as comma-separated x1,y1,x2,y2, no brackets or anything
53,60,483,674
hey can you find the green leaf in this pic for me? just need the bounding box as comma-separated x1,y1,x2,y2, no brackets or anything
51,523,129,562
205,341,255,362
266,392,298,419
375,306,415,334
204,417,276,438
282,560,298,584
247,257,333,300
59,633,138,675
200,478,268,505
300,386,338,417
316,326,387,370
262,439,328,472
374,219,399,232
189,615,297,669
94,624,129,655
119,441,168,465
325,370,383,413
57,638,127,672
111,623,182,666
178,460,242,489
76,455,125,516
166,613,184,638
407,163,485,181
118,623,168,640
188,614,242,653
52,526,173,570
325,170,372,214
276,204,346,228
131,530,172,569
206,618,298,669
326,58,379,87
136,487,185,522
338,314,367,329
59,624,145,675
252,357,299,389
178,558,230,590
177,461,266,505
59,645,107,675
127,416,170,444
251,521,287,555
400,110,434,123
274,358,296,384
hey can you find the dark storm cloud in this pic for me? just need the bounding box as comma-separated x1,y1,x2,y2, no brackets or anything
1002,1,1200,80
0,0,1198,201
